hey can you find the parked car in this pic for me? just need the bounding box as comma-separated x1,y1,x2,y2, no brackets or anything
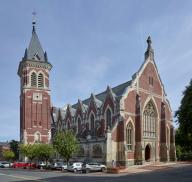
61,163,68,171
0,162,5,168
12,162,27,168
82,162,106,173
0,161,11,168
24,163,37,169
37,162,46,169
67,162,83,172
50,162,65,170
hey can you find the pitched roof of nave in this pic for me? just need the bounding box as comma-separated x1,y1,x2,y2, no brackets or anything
72,80,131,109
51,79,132,122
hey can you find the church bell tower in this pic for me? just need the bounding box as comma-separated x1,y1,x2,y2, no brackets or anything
18,17,52,144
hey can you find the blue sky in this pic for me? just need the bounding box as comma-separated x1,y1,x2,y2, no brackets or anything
0,0,192,141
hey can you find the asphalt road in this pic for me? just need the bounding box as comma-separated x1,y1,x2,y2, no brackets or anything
0,164,191,182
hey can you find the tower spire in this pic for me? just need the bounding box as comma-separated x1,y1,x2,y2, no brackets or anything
145,36,154,60
25,12,48,62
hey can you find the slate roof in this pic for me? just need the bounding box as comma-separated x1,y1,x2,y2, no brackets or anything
25,26,46,62
52,79,132,122
72,80,132,109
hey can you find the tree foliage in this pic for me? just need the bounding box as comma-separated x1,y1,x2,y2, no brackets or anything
19,144,38,162
9,140,19,160
175,79,192,152
36,144,54,165
19,143,54,164
3,150,15,161
53,130,79,163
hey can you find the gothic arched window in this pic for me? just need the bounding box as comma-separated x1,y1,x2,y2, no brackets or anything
92,144,102,158
31,72,37,87
143,101,156,138
106,108,112,129
90,114,95,130
77,146,84,157
126,122,133,150
38,73,44,88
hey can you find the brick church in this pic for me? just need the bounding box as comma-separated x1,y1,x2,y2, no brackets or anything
18,21,176,166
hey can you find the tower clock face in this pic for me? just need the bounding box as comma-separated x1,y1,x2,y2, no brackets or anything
33,92,42,101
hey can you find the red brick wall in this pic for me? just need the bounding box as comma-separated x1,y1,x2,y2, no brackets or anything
121,61,172,146
22,89,51,143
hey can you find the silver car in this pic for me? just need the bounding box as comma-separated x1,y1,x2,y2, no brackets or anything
67,162,83,172
82,162,106,173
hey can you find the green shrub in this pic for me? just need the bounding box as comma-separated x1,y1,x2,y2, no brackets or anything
178,152,192,161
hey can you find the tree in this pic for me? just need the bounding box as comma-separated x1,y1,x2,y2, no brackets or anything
53,130,79,164
19,144,38,163
9,140,19,160
175,79,192,151
3,150,15,161
36,144,54,165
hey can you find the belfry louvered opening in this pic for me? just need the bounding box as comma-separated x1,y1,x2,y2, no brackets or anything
38,73,44,88
31,72,37,87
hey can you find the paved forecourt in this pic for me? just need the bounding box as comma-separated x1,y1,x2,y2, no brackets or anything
0,163,191,182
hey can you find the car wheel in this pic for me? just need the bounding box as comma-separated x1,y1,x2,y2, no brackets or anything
101,167,105,172
73,168,77,173
86,168,90,173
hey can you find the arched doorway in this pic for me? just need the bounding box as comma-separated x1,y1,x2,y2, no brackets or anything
145,144,151,161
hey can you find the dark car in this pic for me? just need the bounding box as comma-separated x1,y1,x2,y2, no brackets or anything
82,162,106,173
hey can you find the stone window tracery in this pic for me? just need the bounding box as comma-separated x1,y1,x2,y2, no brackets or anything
92,144,102,158
143,101,156,138
126,122,133,150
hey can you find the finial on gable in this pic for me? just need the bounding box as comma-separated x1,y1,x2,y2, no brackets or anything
147,36,152,50
145,36,154,61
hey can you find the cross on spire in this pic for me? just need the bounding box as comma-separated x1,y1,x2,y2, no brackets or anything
32,11,37,32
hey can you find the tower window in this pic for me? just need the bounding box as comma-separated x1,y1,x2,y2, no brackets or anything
31,72,37,87
38,73,44,88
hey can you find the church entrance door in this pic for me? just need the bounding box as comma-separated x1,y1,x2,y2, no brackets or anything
145,144,151,161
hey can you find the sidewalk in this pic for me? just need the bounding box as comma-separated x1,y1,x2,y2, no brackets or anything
117,161,192,174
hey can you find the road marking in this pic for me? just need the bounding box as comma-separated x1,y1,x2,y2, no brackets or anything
0,172,47,182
